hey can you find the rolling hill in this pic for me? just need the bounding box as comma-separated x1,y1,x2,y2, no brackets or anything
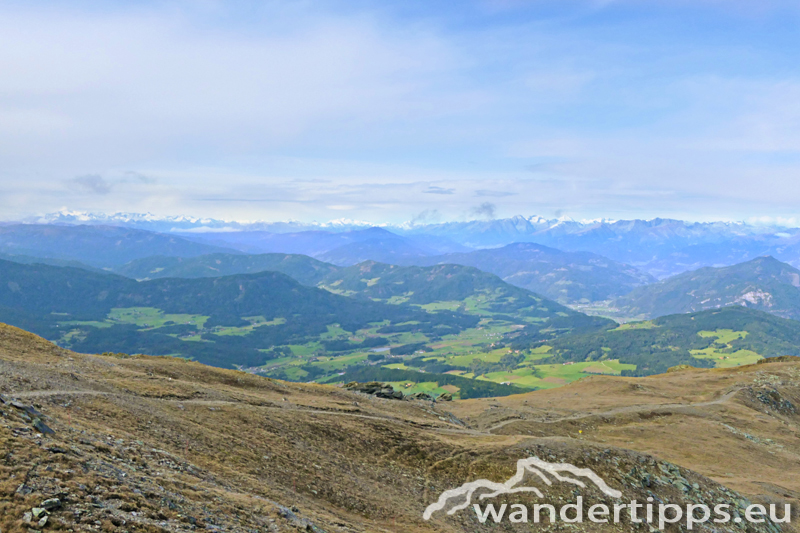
179,226,468,258
615,256,800,319
0,224,237,267
111,252,338,285
318,261,604,325
409,242,655,304
0,259,479,369
110,253,616,325
314,233,434,266
0,252,103,272
509,306,800,376
0,259,611,387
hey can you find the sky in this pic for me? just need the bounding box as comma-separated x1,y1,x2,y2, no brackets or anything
1,0,800,224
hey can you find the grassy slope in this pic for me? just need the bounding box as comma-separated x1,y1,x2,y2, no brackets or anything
507,306,800,376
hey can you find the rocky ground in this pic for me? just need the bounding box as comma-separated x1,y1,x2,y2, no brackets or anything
0,323,797,532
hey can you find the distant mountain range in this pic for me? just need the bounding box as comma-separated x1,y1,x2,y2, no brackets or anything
26,211,800,278
177,226,468,260
615,256,800,320
9,217,800,311
110,246,652,305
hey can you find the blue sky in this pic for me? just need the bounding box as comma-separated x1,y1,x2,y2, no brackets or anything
1,0,799,224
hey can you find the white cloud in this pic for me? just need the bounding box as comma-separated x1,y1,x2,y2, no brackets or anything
0,1,799,223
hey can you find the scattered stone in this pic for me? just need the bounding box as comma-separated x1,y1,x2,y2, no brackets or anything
437,392,453,401
755,387,796,414
41,498,61,511
31,508,47,519
344,382,404,400
407,392,433,401
757,355,800,364
667,365,693,373
10,401,43,417
37,516,47,528
33,419,55,435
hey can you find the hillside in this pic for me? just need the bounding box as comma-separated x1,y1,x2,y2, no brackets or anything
315,235,434,266
507,306,800,376
0,323,796,532
409,242,654,304
0,259,477,369
320,261,559,309
0,252,103,272
0,259,610,390
112,253,338,285
615,256,800,319
179,227,467,257
0,224,236,267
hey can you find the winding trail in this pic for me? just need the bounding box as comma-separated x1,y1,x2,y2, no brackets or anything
483,388,743,433
9,386,745,436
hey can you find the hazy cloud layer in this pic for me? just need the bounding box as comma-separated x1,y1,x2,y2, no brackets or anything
68,175,112,195
424,186,456,195
469,202,497,219
0,1,799,222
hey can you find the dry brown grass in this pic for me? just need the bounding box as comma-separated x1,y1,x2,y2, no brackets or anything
0,323,797,532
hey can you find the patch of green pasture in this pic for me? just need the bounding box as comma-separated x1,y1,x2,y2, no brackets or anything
212,317,286,336
60,320,113,329
288,343,320,357
612,321,657,331
320,324,351,339
108,307,209,329
477,360,636,390
698,329,748,344
310,353,368,371
690,329,761,367
691,347,762,367
280,366,309,381
419,301,463,312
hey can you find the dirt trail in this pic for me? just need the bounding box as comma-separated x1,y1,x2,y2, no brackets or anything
10,386,744,436
484,388,743,432
8,388,480,433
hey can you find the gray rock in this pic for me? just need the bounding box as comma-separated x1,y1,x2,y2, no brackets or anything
409,392,434,401
33,419,55,435
41,498,61,511
345,381,404,400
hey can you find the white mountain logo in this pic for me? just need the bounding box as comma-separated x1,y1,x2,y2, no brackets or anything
423,457,622,520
